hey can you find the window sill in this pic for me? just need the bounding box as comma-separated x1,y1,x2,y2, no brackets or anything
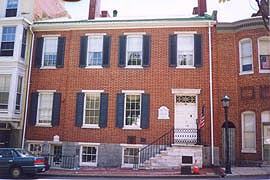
241,149,256,153
239,71,254,75
85,66,103,69
80,163,97,167
123,126,142,130
35,124,52,128
176,66,195,69
40,67,57,69
259,70,270,73
125,66,143,69
81,125,100,129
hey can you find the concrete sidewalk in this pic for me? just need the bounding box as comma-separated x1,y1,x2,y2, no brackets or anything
39,166,270,178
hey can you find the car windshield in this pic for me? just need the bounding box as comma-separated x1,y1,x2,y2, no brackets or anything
16,149,34,157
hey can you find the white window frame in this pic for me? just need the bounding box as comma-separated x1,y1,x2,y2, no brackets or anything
123,90,143,130
79,143,99,167
28,142,43,156
86,35,103,68
82,90,103,129
176,34,194,68
126,34,143,68
239,38,253,75
4,0,19,17
241,111,256,153
36,90,55,127
258,36,270,73
0,74,11,112
1,26,16,55
41,36,58,69
121,144,142,168
15,76,23,113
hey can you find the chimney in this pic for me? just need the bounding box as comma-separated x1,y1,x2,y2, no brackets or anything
88,0,101,19
198,0,207,16
193,0,207,16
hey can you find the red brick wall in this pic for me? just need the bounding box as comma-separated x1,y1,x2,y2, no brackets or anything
26,26,215,146
217,27,270,162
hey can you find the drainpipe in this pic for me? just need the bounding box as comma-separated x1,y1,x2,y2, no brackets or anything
208,21,214,165
21,24,34,148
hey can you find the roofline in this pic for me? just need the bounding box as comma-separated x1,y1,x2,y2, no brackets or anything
217,16,269,32
32,15,216,31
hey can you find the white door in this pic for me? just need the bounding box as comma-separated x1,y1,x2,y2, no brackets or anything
174,95,197,144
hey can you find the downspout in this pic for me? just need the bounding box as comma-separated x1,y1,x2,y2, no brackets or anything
208,21,214,165
21,24,34,148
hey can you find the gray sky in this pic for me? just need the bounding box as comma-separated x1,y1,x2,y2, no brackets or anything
64,0,258,22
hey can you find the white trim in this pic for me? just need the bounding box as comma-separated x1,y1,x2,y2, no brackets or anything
171,89,200,94
81,124,100,129
239,38,254,74
37,90,56,93
78,142,100,146
174,31,197,34
124,32,146,35
85,33,106,36
122,90,144,94
239,71,254,75
121,144,143,168
79,144,99,167
176,66,195,69
41,34,61,37
82,90,104,93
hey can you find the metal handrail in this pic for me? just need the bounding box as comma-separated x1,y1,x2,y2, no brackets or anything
133,128,174,169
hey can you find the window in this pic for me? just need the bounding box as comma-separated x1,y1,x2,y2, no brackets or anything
87,36,103,66
0,75,11,110
75,92,108,128
5,0,18,17
239,38,253,73
34,36,66,68
122,146,139,167
177,35,194,66
258,37,270,72
116,92,149,129
80,146,97,166
37,92,54,125
241,111,256,153
30,91,61,127
28,143,42,156
84,93,100,127
125,94,141,127
169,33,202,68
118,34,151,67
42,37,58,67
15,76,23,113
80,35,111,68
127,35,143,66
0,26,16,56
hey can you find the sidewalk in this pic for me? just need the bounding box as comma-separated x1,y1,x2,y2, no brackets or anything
41,167,218,178
40,166,270,178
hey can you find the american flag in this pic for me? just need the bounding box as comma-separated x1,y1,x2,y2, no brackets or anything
199,105,205,129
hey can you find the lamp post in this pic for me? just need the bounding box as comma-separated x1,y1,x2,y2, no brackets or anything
221,95,232,174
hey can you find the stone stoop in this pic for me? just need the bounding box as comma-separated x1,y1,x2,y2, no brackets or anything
140,144,203,170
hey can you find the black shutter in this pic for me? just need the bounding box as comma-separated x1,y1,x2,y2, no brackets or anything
118,35,126,67
168,34,177,67
194,34,203,67
75,92,84,127
140,93,150,129
102,35,111,67
56,37,66,68
29,92,39,125
20,28,27,58
99,93,108,128
142,35,151,67
52,92,61,126
79,36,88,68
34,37,44,68
116,93,125,128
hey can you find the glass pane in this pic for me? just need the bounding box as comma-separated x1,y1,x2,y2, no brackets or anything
127,36,142,51
259,39,270,55
7,0,18,8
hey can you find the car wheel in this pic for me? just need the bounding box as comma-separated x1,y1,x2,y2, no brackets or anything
10,167,22,178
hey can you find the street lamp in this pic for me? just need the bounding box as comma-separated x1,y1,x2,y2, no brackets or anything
221,95,232,174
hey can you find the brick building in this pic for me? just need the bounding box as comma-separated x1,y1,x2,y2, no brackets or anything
24,0,270,169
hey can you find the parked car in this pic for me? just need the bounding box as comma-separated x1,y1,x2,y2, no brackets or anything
0,148,49,178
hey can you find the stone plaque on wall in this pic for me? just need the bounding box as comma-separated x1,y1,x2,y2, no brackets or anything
158,106,169,119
